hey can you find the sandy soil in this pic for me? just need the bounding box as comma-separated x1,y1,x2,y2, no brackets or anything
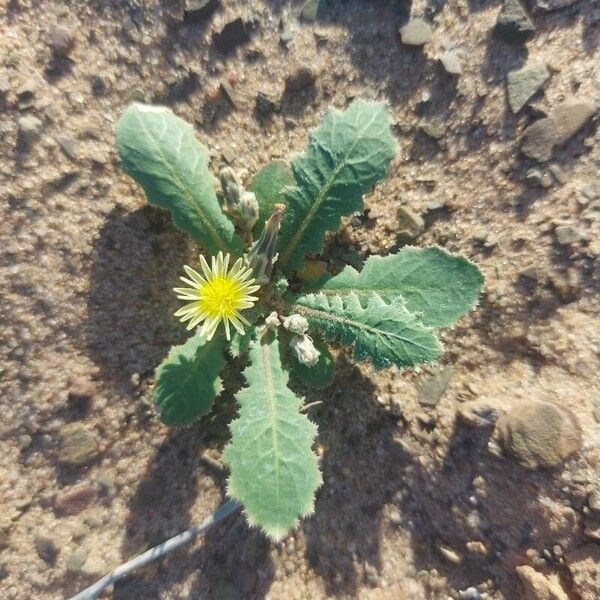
1,1,599,599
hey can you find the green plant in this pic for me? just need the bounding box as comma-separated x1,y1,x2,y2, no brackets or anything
115,100,483,538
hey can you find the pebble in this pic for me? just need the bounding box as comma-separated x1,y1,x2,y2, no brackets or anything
497,401,581,469
54,484,97,516
521,99,596,161
49,24,75,57
495,0,535,43
459,588,482,600
580,185,597,201
399,19,433,46
588,490,600,514
397,205,425,239
418,366,452,407
35,536,59,565
420,122,444,140
437,543,463,565
515,565,568,600
219,80,238,109
17,115,43,146
58,423,99,466
16,81,36,109
506,62,549,113
255,91,279,117
58,136,80,162
548,164,567,185
466,541,488,556
66,547,89,573
440,50,462,75
554,224,580,245
183,0,219,20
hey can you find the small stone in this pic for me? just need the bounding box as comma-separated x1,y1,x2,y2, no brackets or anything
66,547,89,573
420,122,444,140
516,565,568,600
551,100,596,146
497,401,581,469
588,490,600,514
466,541,488,556
548,164,567,184
399,19,433,46
213,18,250,54
221,147,236,164
285,66,317,93
57,136,80,162
507,63,550,113
520,265,542,281
495,0,535,44
54,484,97,516
279,23,295,45
459,588,482,600
554,224,579,245
16,81,36,108
389,510,402,526
58,423,98,466
584,513,600,541
255,91,279,117
35,536,59,565
300,0,321,22
17,115,43,146
49,24,75,57
521,118,557,161
184,0,219,20
397,205,425,239
418,366,452,407
437,543,463,565
219,81,238,109
90,75,107,97
440,50,462,75
580,185,597,201
457,398,505,428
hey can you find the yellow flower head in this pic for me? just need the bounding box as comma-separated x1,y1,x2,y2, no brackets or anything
174,251,260,341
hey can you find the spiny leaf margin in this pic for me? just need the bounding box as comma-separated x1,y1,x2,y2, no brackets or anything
223,333,322,539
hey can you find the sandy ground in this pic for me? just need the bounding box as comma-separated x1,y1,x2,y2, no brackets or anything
1,0,599,599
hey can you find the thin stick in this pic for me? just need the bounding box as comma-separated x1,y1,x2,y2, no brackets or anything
69,500,241,600
300,401,323,413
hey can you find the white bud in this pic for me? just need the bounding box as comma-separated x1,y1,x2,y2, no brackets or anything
290,334,320,367
265,311,281,330
238,191,259,231
283,314,309,335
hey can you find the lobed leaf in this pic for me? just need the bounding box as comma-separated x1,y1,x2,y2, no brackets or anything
223,333,322,539
116,103,243,255
292,292,442,370
250,159,294,235
277,101,396,273
313,247,484,327
154,334,225,426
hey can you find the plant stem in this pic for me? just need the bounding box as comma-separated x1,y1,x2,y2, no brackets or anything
68,499,241,600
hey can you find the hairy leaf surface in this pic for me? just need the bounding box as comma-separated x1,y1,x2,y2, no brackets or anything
116,103,243,255
250,159,294,235
223,334,321,538
313,247,484,327
277,101,395,272
154,334,225,426
292,293,442,370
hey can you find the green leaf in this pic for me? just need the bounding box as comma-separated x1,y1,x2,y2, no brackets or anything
154,334,226,426
277,100,396,272
289,339,335,389
250,159,294,235
223,333,322,538
116,103,243,255
292,292,442,370
313,247,484,327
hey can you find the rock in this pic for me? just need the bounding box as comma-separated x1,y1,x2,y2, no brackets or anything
300,0,322,22
588,490,600,514
17,115,43,146
54,484,97,516
459,587,482,600
90,75,107,97
66,547,89,573
49,24,75,57
184,0,219,20
397,205,425,239
420,122,444,140
16,81,36,110
213,18,251,53
437,543,463,565
583,512,600,541
67,378,96,408
35,536,59,565
497,401,581,469
551,101,596,146
58,423,98,466
418,366,452,407
516,565,568,600
495,0,535,43
219,81,238,109
507,63,549,113
457,398,505,428
284,66,317,93
57,136,80,162
565,544,600,600
548,164,567,184
554,224,579,245
399,18,432,46
521,118,557,161
580,185,597,201
531,0,581,11
255,91,279,117
440,50,462,75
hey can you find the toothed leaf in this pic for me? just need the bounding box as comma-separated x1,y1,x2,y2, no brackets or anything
277,101,396,272
116,103,243,255
292,293,442,370
154,334,225,426
223,334,322,539
312,247,484,327
250,159,294,235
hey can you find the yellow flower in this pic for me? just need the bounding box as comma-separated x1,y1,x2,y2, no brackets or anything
174,252,260,341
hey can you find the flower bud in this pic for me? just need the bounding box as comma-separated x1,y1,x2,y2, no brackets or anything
219,167,259,234
282,314,309,335
265,311,281,330
247,203,285,284
290,334,320,367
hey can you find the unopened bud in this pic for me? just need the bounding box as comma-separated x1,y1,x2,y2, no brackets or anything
290,334,320,367
247,203,285,284
265,311,281,330
282,314,308,335
220,167,259,234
